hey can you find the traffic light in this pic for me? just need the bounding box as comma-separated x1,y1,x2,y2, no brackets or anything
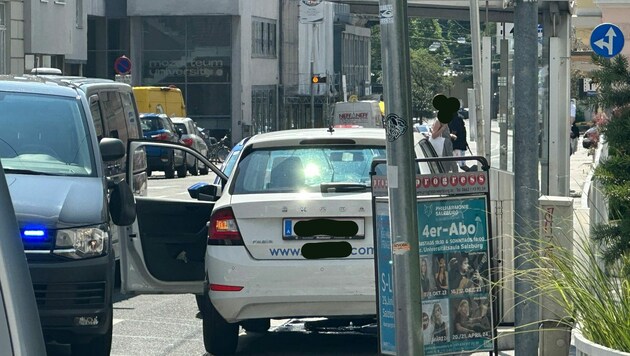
432,94,460,124
312,75,327,84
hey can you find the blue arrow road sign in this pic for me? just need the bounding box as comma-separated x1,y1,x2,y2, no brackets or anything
590,23,625,58
114,56,132,75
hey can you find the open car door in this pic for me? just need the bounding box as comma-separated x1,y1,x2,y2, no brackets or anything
121,140,228,295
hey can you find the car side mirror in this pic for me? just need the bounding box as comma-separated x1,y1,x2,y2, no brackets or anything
188,182,222,202
109,180,136,226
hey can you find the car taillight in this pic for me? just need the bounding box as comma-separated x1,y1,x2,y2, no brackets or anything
208,207,243,245
151,132,170,141
182,138,194,146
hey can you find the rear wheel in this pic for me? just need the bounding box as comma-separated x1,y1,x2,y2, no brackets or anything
199,164,209,175
188,159,199,176
202,299,239,355
241,318,270,333
176,162,187,178
71,309,112,356
164,155,175,179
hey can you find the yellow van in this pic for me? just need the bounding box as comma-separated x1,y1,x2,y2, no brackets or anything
133,86,187,117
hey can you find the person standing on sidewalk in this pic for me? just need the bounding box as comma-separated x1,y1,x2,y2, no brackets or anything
431,119,457,172
448,111,470,171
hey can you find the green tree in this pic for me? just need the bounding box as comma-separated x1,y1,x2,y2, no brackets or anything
372,18,462,119
588,55,630,276
409,47,452,120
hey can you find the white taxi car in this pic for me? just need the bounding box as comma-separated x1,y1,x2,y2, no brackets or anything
120,127,443,355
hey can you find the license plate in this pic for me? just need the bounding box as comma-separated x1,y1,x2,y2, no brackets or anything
282,218,365,240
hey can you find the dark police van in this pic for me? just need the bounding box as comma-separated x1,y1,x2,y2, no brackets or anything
0,71,143,355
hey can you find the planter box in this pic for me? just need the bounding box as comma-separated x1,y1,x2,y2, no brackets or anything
574,330,630,356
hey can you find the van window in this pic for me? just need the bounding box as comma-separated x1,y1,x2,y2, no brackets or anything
100,91,128,144
90,98,105,141
0,93,96,176
120,92,140,139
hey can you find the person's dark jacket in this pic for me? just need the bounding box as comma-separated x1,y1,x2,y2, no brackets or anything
449,114,468,151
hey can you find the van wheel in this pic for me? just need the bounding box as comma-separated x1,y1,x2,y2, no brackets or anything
199,165,209,175
71,309,112,356
165,157,175,179
189,160,199,176
177,163,187,178
202,300,239,355
241,318,270,333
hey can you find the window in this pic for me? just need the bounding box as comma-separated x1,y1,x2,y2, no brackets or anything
0,2,5,74
100,91,129,144
252,86,277,134
252,18,276,58
233,146,385,194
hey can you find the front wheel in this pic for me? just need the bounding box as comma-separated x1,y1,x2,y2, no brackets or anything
71,310,112,356
202,299,239,355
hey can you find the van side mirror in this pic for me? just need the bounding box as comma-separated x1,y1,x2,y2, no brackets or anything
109,181,136,226
100,138,125,162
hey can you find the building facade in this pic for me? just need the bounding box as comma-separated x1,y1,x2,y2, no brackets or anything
1,0,371,143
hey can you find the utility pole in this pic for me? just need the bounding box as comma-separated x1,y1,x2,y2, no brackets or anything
470,0,486,160
513,0,540,355
379,0,423,354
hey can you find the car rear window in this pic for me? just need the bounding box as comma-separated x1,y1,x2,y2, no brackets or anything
174,123,188,134
141,117,162,131
232,146,385,194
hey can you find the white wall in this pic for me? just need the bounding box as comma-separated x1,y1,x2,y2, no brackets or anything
25,0,86,61
237,0,279,134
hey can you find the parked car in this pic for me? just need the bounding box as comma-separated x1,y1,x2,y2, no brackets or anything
140,113,187,178
171,117,209,176
119,127,444,355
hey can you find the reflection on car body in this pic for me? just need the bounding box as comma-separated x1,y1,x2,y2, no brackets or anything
120,127,443,355
0,160,46,356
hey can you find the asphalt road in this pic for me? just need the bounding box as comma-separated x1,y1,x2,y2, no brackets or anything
45,289,380,355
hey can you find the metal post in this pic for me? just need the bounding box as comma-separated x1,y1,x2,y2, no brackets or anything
545,8,571,197
483,36,492,163
499,38,509,171
470,0,486,160
310,23,316,128
379,0,423,354
513,0,540,355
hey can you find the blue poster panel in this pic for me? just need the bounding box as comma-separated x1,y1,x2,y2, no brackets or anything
417,196,494,355
375,201,396,355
